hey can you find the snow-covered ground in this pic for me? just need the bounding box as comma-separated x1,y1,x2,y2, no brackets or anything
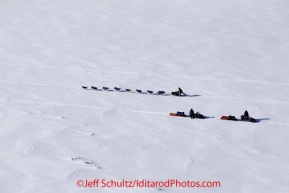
0,0,289,192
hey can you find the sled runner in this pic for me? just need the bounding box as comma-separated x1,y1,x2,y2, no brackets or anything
171,91,179,96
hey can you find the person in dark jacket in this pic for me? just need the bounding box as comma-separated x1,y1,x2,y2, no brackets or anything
178,87,185,96
244,110,249,119
189,108,195,119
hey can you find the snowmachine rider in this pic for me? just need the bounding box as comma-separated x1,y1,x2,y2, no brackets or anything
189,108,195,119
178,87,185,96
244,110,249,119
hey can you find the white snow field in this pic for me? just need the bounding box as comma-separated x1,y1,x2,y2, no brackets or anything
1,0,289,192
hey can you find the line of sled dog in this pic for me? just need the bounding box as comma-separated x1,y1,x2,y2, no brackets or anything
82,86,184,96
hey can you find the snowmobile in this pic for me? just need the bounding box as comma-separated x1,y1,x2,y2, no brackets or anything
194,112,205,119
241,115,257,123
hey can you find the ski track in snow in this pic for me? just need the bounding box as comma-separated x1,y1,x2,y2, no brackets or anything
29,126,72,156
262,121,289,128
1,97,289,128
0,80,77,89
0,97,167,115
203,94,289,104
64,157,102,169
1,63,289,86
0,79,288,104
